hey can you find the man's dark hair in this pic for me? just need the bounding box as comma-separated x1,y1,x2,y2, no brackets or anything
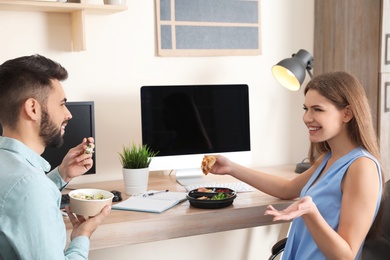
0,54,68,129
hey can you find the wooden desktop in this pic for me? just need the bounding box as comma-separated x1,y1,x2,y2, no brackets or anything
64,165,298,250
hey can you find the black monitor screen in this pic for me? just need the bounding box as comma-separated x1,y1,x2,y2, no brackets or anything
0,101,96,174
141,84,251,156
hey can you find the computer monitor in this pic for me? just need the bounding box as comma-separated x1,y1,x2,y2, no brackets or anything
140,84,251,183
0,101,96,174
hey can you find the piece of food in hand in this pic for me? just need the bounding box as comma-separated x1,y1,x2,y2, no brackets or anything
201,155,217,175
85,143,94,154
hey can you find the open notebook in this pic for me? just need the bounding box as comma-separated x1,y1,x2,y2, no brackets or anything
112,191,188,213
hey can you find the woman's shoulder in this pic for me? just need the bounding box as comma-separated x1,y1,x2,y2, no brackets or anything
345,153,381,191
350,147,380,172
349,155,379,175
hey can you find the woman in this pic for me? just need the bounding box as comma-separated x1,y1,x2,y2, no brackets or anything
209,71,384,259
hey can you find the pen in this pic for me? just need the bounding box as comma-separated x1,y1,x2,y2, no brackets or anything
142,189,169,197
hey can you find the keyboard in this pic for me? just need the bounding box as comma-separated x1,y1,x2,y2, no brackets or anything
61,194,70,209
184,182,255,193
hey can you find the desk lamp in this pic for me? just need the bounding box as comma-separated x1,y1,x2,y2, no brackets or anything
272,49,314,173
272,49,314,91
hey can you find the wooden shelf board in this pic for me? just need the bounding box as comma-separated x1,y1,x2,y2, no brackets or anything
0,0,127,51
0,1,127,14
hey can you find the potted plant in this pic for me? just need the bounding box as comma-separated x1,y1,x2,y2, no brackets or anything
119,143,158,195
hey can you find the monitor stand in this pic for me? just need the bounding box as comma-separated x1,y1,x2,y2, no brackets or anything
175,168,208,186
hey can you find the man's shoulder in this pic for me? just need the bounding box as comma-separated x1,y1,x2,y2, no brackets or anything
0,165,57,208
0,153,48,187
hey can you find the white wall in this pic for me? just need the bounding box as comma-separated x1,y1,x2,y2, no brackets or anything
0,0,313,259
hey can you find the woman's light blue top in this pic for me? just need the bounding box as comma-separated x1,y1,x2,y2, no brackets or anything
282,147,382,260
0,136,90,260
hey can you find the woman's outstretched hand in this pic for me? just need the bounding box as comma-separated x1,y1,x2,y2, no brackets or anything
264,196,314,221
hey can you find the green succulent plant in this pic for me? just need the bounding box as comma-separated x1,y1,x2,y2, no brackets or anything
119,143,158,169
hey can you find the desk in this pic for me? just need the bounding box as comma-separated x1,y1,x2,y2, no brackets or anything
64,165,297,250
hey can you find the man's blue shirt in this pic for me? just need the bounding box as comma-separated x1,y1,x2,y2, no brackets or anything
0,136,89,259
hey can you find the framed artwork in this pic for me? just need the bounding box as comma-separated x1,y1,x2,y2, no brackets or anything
156,0,262,57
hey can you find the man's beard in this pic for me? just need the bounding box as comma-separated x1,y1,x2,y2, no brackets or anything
39,108,65,148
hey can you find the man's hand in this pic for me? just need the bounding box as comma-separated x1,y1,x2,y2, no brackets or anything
65,204,111,241
58,137,95,182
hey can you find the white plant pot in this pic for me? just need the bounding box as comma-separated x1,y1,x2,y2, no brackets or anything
122,168,149,195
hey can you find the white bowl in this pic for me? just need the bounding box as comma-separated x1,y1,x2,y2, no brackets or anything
69,189,114,216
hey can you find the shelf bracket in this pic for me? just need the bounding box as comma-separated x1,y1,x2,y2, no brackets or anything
70,10,86,51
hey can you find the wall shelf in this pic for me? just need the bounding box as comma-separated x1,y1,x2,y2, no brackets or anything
0,0,128,51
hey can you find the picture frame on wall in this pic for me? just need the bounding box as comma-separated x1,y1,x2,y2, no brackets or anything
156,0,262,57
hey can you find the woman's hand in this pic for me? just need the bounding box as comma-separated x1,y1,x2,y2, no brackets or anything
208,155,232,175
264,196,315,221
58,137,95,182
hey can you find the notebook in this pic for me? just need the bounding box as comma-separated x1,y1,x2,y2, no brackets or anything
112,191,188,213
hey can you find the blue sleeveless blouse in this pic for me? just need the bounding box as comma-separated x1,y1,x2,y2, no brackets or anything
282,147,382,260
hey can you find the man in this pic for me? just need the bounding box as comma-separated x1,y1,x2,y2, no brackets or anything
0,55,110,259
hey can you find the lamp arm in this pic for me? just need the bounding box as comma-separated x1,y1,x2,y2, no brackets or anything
307,68,313,79
306,58,314,79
